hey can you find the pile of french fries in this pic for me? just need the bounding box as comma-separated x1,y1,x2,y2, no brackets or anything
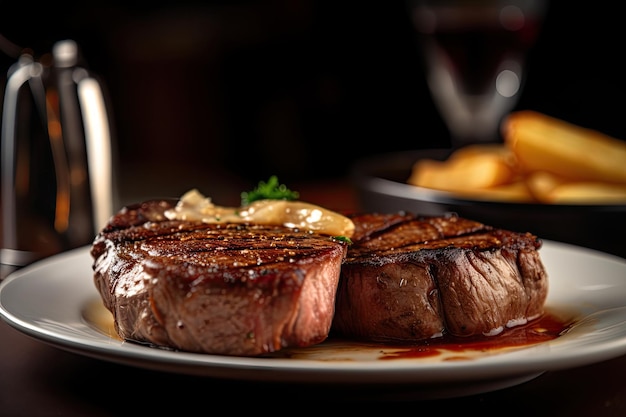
407,110,626,204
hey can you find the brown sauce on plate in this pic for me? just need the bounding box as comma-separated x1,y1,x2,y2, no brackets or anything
375,311,572,361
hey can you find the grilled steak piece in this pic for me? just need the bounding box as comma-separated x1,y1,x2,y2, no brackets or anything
90,199,349,357
332,212,548,343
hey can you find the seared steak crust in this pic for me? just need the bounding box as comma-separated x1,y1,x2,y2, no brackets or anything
332,212,548,343
91,199,349,357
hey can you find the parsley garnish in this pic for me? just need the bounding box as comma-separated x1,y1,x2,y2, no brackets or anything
333,236,353,244
241,176,300,206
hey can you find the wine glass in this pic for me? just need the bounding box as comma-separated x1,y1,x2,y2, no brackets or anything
407,0,547,148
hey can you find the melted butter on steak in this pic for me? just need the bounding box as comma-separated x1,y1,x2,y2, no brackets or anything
163,188,355,237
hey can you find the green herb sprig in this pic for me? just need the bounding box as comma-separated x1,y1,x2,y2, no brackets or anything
241,176,300,206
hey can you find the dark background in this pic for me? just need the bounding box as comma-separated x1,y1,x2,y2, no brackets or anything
1,1,623,201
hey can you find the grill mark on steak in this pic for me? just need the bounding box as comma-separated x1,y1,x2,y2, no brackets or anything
332,212,548,343
91,199,349,357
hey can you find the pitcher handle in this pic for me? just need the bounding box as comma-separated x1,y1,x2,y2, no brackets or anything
0,58,43,272
77,75,115,232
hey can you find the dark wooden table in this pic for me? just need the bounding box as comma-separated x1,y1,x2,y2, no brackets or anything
2,177,625,414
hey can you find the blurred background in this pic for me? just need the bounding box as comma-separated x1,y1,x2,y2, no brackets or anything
1,0,624,205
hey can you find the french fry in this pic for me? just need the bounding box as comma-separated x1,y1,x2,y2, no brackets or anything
524,170,626,204
545,182,626,204
407,111,626,204
452,180,534,202
525,171,567,203
408,148,517,192
448,143,517,166
502,110,626,184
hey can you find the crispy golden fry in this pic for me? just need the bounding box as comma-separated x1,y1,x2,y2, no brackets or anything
448,143,517,165
407,144,518,192
502,110,626,184
524,171,567,203
407,111,626,204
544,182,626,204
452,180,534,202
525,171,626,204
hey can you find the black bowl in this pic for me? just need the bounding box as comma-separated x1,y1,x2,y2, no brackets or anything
351,149,626,259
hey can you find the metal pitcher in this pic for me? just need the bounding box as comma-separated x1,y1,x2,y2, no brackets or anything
1,39,117,280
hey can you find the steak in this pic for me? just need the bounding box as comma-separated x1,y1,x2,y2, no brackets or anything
332,212,548,343
90,199,349,357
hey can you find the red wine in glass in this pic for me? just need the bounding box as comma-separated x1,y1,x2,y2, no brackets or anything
409,0,547,147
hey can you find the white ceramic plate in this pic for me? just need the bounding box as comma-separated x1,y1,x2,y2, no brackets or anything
1,243,626,400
